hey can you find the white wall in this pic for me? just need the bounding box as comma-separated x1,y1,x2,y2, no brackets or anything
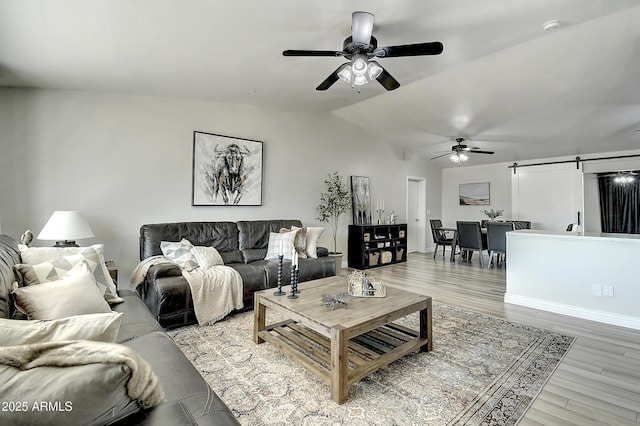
440,162,512,228
506,230,640,330
0,88,440,280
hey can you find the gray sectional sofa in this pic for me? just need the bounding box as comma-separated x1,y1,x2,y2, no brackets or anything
0,234,239,426
138,219,336,329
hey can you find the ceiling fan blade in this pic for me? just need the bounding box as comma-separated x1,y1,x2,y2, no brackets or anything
352,11,375,45
469,150,495,155
316,64,349,91
374,41,443,58
374,65,401,91
430,152,453,160
283,50,345,57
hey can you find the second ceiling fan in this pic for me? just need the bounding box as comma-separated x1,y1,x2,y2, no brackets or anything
283,11,443,91
431,138,495,163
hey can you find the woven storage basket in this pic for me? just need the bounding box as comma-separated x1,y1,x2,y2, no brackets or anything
380,250,392,264
369,252,380,266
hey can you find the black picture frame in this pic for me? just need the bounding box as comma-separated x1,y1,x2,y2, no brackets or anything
192,131,263,206
351,176,372,224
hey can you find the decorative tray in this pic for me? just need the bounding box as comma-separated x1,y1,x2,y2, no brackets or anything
347,270,386,298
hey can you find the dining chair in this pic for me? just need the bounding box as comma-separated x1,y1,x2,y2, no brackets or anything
486,222,514,268
456,221,487,267
429,219,455,259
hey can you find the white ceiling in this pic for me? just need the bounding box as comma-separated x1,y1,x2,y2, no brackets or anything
1,0,639,167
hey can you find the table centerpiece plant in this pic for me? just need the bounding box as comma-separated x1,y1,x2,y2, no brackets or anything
481,208,504,221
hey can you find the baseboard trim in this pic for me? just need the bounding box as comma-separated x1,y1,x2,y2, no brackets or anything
504,293,640,331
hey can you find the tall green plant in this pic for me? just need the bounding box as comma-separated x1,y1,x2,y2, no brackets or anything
317,172,351,254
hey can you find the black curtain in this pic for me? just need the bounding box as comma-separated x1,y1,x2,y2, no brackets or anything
598,174,640,233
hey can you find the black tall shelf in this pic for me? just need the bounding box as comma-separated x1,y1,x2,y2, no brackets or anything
348,224,408,269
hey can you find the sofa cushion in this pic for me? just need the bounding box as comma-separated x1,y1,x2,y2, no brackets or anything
220,250,244,264
0,359,140,425
0,312,123,346
236,220,303,250
282,226,307,258
113,290,163,343
15,244,122,304
13,269,112,319
265,230,297,260
191,245,224,268
140,222,239,260
298,226,325,258
241,248,267,263
160,239,199,271
123,332,237,424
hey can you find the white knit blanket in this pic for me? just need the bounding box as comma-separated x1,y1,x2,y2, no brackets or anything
130,256,244,325
0,340,165,409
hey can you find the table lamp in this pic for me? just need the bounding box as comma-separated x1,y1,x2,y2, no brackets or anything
37,211,94,247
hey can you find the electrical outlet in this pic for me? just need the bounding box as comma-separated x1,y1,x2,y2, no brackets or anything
603,285,614,297
591,284,602,297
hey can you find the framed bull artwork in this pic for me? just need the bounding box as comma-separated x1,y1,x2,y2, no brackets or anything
192,131,263,206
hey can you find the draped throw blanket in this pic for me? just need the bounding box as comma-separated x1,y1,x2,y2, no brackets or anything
0,340,165,409
130,256,244,325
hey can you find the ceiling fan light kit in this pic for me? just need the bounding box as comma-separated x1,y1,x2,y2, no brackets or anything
543,19,560,31
431,137,495,164
283,11,443,91
450,153,469,164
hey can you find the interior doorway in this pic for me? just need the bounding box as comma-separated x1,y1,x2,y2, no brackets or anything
406,177,427,253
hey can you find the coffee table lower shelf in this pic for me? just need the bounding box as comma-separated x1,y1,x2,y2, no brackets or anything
256,319,428,401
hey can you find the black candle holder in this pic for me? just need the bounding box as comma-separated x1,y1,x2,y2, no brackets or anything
273,254,285,296
287,264,298,299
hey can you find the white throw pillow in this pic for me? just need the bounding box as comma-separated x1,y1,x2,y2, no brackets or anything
13,269,112,320
265,230,297,260
17,244,122,304
18,245,80,264
191,246,224,269
0,312,123,346
14,246,123,304
160,238,199,271
301,226,325,258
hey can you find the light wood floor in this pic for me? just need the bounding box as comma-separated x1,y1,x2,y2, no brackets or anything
354,252,640,425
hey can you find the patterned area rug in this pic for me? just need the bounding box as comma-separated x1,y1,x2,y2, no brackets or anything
167,303,574,425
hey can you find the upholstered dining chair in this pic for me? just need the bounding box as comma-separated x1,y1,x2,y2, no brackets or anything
486,222,514,268
456,221,487,267
429,219,455,259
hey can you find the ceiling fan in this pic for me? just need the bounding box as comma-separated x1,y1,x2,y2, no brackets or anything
430,138,495,163
282,11,443,91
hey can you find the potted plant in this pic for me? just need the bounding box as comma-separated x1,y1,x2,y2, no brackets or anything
317,172,351,275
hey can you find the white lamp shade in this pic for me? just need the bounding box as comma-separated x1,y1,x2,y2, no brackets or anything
37,211,94,241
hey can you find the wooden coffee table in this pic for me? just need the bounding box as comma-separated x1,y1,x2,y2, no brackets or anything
253,275,432,404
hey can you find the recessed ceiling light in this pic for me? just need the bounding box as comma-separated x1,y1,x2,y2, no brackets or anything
543,20,560,31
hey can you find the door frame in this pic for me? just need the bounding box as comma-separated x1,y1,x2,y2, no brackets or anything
406,176,427,253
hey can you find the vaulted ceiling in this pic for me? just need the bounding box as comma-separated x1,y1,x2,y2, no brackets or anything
1,0,639,167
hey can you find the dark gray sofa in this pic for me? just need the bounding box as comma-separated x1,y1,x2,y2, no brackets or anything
0,234,239,426
138,220,336,329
